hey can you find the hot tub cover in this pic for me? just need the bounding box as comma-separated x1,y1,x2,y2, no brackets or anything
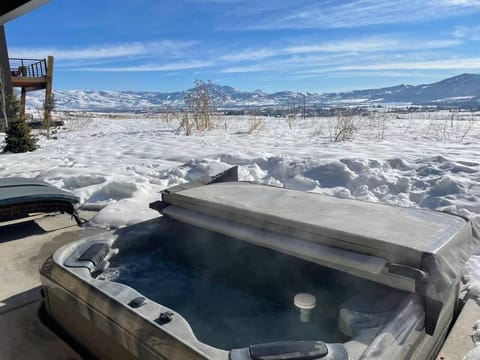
157,181,480,334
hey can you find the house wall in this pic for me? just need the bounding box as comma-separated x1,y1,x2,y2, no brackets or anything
0,25,12,96
0,25,11,130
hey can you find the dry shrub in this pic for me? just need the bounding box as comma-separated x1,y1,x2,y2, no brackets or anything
183,80,222,134
175,110,192,135
329,112,357,142
248,115,263,134
287,114,296,129
426,117,475,142
367,111,388,141
62,111,92,131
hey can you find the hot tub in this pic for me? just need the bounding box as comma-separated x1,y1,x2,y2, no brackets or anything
40,174,480,360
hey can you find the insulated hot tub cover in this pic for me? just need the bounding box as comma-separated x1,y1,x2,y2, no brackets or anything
154,180,480,334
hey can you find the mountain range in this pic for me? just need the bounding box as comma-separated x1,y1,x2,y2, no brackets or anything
27,73,480,111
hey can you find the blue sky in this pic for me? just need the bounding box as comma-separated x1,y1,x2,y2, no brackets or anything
6,0,480,93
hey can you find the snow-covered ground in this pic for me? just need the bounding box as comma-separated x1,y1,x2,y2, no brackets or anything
1,112,480,300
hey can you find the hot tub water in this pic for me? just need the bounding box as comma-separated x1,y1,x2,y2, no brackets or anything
105,230,380,350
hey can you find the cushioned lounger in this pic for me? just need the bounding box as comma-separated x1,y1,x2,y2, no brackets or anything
0,177,81,225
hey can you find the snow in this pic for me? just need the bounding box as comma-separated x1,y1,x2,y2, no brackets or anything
435,96,476,102
1,112,478,222
1,112,480,303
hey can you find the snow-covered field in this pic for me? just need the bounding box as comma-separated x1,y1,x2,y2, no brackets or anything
1,111,480,299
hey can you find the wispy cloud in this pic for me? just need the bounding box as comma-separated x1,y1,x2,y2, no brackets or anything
454,25,480,40
74,60,214,72
285,38,460,54
220,64,271,73
220,37,460,62
443,0,480,6
9,40,196,61
294,71,443,80
239,0,480,30
335,58,480,70
9,29,471,86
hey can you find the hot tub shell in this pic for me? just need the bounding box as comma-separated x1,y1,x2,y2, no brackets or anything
40,179,480,360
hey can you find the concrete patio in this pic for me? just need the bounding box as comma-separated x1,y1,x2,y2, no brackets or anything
0,211,99,360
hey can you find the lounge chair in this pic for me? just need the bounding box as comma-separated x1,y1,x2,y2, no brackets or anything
0,177,81,225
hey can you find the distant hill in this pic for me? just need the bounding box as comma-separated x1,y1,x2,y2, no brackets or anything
26,73,480,111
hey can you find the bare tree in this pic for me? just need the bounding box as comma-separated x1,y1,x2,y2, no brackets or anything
183,80,222,133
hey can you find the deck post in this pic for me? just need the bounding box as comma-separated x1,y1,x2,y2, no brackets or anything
43,55,54,137
20,87,26,118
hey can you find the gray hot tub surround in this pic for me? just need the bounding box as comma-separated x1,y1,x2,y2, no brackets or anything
40,173,480,360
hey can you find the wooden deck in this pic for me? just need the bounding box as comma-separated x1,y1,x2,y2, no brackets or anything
9,56,53,117
11,75,47,91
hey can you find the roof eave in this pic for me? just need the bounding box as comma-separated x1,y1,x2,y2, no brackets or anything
0,0,50,25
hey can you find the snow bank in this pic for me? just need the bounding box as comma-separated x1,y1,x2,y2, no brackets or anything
0,115,478,224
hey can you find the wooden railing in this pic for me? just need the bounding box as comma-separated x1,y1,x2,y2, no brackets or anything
9,58,47,78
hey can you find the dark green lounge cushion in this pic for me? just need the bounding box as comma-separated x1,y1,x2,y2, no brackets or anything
0,177,80,206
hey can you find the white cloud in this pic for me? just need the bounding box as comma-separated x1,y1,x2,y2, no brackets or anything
294,71,443,80
454,25,480,40
9,40,195,61
74,60,214,72
9,32,465,78
443,0,480,5
335,58,480,70
220,37,460,62
247,0,480,30
285,39,460,54
220,64,270,73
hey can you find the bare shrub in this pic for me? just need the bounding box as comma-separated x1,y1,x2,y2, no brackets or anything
175,110,192,136
248,115,263,134
310,117,323,138
329,112,358,142
161,105,176,123
425,111,476,142
367,111,388,141
183,80,223,133
287,114,296,130
62,111,93,132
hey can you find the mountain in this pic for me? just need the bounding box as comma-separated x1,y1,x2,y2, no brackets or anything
331,73,480,105
26,73,480,111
